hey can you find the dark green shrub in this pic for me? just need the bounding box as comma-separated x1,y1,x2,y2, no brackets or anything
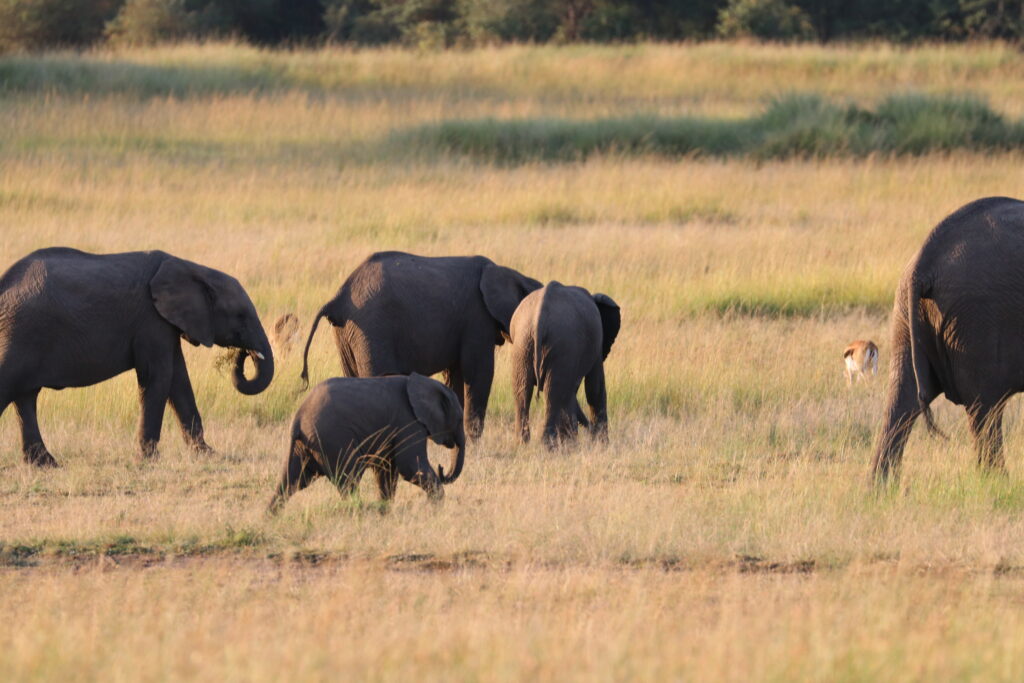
0,0,124,51
716,0,815,41
105,0,193,45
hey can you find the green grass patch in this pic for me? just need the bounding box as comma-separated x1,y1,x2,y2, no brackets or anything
395,93,1024,163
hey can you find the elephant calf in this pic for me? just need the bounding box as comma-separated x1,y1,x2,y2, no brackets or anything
268,373,465,512
509,281,620,447
0,247,274,466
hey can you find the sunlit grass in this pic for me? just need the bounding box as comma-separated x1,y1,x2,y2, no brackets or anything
4,42,1024,679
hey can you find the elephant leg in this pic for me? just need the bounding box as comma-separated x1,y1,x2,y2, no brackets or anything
268,441,321,514
968,400,1007,472
15,390,57,467
332,326,360,377
394,446,443,501
871,348,939,485
375,462,399,501
444,367,465,408
167,344,211,454
542,375,579,449
135,361,173,460
574,401,591,430
461,350,494,440
584,363,608,442
511,346,534,443
326,450,368,500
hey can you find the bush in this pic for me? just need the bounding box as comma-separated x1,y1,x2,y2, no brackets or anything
716,0,815,41
0,0,124,52
458,0,560,43
392,93,1024,163
105,0,193,45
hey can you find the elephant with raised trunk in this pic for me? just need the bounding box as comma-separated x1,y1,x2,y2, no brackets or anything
0,247,274,466
268,373,465,512
510,281,620,447
301,251,541,439
873,197,1024,483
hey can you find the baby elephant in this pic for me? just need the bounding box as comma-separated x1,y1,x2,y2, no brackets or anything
268,374,465,512
509,281,620,447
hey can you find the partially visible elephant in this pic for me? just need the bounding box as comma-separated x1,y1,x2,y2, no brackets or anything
873,196,1024,483
301,251,541,439
0,247,275,466
271,312,301,356
268,373,465,512
509,281,620,447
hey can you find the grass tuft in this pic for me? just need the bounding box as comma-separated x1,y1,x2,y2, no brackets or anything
396,93,1024,163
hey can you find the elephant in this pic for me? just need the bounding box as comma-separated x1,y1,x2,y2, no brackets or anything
509,281,620,447
300,251,541,439
872,196,1024,483
267,373,465,512
0,247,274,466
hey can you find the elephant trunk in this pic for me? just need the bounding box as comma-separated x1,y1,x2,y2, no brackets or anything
232,337,275,395
438,430,465,485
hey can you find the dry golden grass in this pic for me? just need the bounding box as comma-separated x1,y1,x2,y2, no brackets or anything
3,42,1024,680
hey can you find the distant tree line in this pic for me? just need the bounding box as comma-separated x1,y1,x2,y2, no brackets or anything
2,0,1024,51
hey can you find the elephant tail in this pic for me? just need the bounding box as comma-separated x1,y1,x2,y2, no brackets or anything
534,329,550,395
300,305,330,391
908,275,946,439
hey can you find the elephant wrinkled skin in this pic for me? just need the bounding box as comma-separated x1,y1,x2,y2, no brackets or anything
0,247,274,466
873,196,1024,483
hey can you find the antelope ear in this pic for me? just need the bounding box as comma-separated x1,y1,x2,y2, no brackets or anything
406,373,460,438
150,258,215,347
480,264,541,335
593,293,620,360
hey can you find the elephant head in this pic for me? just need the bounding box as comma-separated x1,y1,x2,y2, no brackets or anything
150,257,274,395
406,372,465,484
480,263,542,343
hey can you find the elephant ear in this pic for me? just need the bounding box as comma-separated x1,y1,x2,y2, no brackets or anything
406,373,460,438
593,293,620,360
150,258,215,347
480,264,542,337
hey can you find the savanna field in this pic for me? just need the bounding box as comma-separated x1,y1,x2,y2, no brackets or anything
6,42,1024,680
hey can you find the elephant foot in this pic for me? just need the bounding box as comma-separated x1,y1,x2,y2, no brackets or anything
465,418,484,441
23,445,59,468
266,494,285,516
188,439,215,456
137,440,160,461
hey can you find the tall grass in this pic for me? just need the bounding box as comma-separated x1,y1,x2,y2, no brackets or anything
4,42,1024,680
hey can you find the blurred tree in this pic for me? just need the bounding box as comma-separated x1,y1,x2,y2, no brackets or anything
716,0,815,40
0,0,123,50
105,0,193,45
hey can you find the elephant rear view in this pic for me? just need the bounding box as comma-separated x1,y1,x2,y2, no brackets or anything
0,247,274,466
300,251,541,439
873,197,1024,483
509,281,620,447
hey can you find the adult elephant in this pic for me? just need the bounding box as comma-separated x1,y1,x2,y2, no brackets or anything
872,197,1024,483
0,247,274,466
301,251,541,438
